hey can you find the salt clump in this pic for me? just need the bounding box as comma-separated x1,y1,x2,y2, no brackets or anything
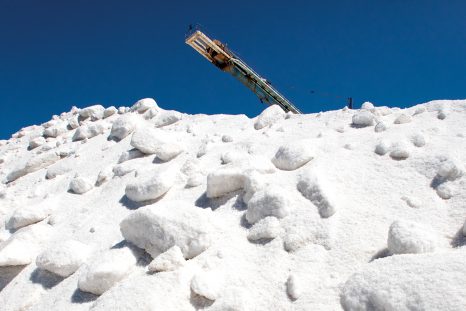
272,141,313,170
351,111,374,127
131,98,158,113
374,140,391,155
130,127,162,154
79,105,105,120
389,142,410,160
341,249,466,310
411,133,426,147
46,160,73,179
374,121,387,132
72,123,105,141
206,168,245,198
153,110,182,127
103,106,117,118
43,123,68,138
118,149,145,163
69,176,94,194
147,245,185,272
29,137,46,149
245,186,291,224
120,202,215,259
110,115,138,140
7,151,61,182
387,220,437,254
254,105,286,130
36,239,91,277
286,274,302,300
6,202,52,230
394,113,412,124
437,159,463,181
361,102,374,110
78,247,137,295
247,216,281,241
125,166,177,202
191,272,222,301
297,171,337,218
0,224,54,266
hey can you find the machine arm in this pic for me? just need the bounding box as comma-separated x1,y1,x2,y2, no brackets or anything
186,30,301,114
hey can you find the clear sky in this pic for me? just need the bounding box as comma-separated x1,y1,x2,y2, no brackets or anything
1,0,465,138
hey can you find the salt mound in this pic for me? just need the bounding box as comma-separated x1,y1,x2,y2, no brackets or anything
437,159,463,181
394,113,412,124
120,202,216,259
254,105,286,130
124,166,177,202
387,220,437,254
78,247,138,295
245,186,291,224
272,141,313,170
341,249,466,310
36,239,91,277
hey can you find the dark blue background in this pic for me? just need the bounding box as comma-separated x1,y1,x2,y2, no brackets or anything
1,0,465,138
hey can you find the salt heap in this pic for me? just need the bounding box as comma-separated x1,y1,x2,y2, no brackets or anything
0,98,465,310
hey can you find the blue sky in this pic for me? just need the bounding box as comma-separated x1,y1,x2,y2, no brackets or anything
1,0,465,138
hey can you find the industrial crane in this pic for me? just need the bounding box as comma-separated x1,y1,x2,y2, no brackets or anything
185,30,302,114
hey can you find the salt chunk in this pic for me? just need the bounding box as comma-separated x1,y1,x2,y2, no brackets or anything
110,115,138,140
96,166,113,186
147,246,185,272
120,202,215,259
118,149,145,163
103,106,117,118
191,272,222,301
206,168,244,198
7,151,60,182
389,142,410,160
131,98,158,113
79,105,105,120
411,133,426,147
69,176,94,194
286,274,301,300
78,247,137,295
351,111,374,127
361,102,374,110
272,141,313,170
438,159,463,181
254,105,286,130
246,186,291,224
6,202,52,230
36,240,91,277
297,171,337,218
387,220,437,254
394,113,412,124
247,216,281,241
29,137,46,149
374,140,391,155
0,224,54,266
153,110,182,127
125,166,177,202
374,122,387,132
